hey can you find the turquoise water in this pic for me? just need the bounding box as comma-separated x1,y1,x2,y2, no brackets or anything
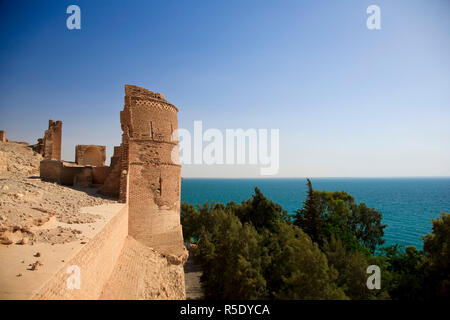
181,178,450,250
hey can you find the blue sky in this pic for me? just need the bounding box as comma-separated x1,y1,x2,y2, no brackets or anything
0,0,449,177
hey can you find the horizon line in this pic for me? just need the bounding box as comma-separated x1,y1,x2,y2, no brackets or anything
180,176,450,179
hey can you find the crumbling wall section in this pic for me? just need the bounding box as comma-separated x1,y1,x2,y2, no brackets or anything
40,161,96,187
120,85,184,256
75,145,106,166
39,120,62,161
92,166,111,185
99,146,122,198
40,160,63,184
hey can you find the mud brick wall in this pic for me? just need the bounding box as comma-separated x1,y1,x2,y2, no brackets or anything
75,145,106,166
99,146,122,198
40,160,63,183
40,162,98,187
60,166,90,186
92,166,111,185
119,85,184,255
42,120,62,161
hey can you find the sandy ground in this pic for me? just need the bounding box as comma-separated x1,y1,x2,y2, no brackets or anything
0,203,126,299
0,141,116,246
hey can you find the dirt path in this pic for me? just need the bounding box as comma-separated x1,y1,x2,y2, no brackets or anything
184,253,204,300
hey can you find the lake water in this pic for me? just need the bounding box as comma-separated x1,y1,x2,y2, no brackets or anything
181,178,450,249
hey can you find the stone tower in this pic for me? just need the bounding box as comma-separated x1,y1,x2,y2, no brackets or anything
43,120,62,161
119,85,184,256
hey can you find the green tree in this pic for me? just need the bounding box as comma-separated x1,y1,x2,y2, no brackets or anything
293,179,324,245
180,202,200,241
422,212,450,299
315,189,385,252
352,203,385,252
378,245,423,300
185,188,349,300
235,187,289,233
322,234,375,299
193,206,267,299
267,223,347,300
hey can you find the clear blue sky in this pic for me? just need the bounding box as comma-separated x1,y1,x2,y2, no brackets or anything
0,0,449,177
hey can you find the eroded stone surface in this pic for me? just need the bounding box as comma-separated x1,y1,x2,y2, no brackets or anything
32,120,62,161
75,145,106,166
100,236,186,300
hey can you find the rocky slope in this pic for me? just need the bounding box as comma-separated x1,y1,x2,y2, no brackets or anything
0,141,41,178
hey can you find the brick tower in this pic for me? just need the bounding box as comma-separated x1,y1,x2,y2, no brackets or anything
119,85,184,255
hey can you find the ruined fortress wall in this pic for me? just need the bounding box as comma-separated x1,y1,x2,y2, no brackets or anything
128,140,181,210
92,166,111,184
0,130,6,142
75,145,106,166
98,145,122,198
110,146,122,168
43,120,62,161
119,140,129,203
120,85,184,255
40,161,101,187
61,166,90,186
29,85,186,300
40,160,63,184
32,204,128,300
